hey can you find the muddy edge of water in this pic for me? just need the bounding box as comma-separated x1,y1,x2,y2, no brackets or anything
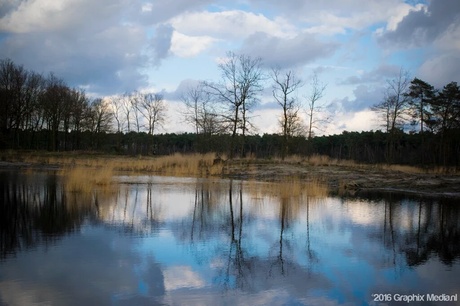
222,161,460,199
1,160,459,198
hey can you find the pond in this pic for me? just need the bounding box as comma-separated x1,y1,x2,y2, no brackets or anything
0,170,459,306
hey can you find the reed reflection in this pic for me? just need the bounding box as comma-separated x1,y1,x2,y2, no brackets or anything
0,170,105,259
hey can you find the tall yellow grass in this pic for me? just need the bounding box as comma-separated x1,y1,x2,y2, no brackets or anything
54,153,227,196
37,153,227,179
11,151,458,176
107,153,226,176
62,166,114,193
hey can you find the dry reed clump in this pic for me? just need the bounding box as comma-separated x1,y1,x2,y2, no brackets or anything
16,151,458,177
304,154,360,167
63,166,114,193
306,155,336,166
282,155,304,164
98,153,227,177
29,152,226,177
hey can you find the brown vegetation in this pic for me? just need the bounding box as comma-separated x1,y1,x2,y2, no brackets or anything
1,151,459,197
7,151,226,176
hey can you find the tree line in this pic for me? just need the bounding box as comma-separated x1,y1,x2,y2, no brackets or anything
1,57,459,167
371,68,460,166
0,58,166,151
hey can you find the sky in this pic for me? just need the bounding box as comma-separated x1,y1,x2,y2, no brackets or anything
1,0,459,135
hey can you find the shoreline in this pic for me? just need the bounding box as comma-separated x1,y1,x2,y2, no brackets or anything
1,159,459,199
222,161,460,199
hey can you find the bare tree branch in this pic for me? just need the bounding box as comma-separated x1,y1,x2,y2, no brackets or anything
271,68,304,159
305,73,327,139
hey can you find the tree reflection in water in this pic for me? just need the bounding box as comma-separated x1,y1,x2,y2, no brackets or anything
182,178,331,292
1,171,459,305
0,170,106,259
391,197,459,267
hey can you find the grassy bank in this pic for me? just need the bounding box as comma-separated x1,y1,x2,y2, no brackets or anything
3,151,225,175
1,150,459,197
2,150,456,175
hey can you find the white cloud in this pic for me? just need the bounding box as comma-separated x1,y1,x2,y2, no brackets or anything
170,10,295,39
385,3,425,31
141,3,153,13
0,0,65,32
0,0,124,33
171,31,217,57
332,110,381,134
140,0,213,24
252,108,280,134
248,0,422,33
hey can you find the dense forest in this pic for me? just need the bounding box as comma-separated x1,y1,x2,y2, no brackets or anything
1,58,459,167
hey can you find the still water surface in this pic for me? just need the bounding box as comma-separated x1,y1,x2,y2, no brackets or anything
0,170,459,306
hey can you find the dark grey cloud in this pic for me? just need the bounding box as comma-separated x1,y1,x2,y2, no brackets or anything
340,64,401,85
165,78,202,100
150,24,174,64
418,53,460,87
0,0,209,96
0,0,153,95
378,0,460,48
376,0,460,87
0,0,19,18
240,32,339,69
0,26,149,95
339,84,384,112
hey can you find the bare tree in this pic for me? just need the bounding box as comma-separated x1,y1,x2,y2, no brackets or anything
372,68,411,163
305,73,327,140
86,98,113,133
271,68,304,159
66,88,88,150
41,73,70,151
372,68,411,134
182,83,222,135
0,59,29,146
182,84,206,134
137,92,167,135
204,52,263,158
0,59,50,148
108,95,126,133
24,72,46,131
130,91,143,133
120,92,132,132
